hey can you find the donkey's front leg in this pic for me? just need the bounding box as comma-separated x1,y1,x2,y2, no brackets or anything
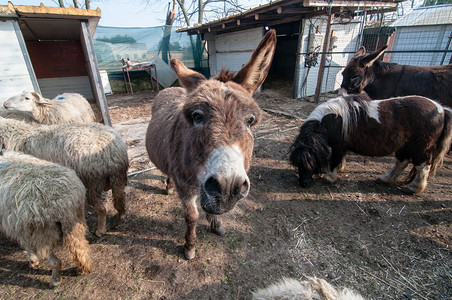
206,214,226,236
183,195,199,260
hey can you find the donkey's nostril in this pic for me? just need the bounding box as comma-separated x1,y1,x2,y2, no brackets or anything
204,177,221,196
240,178,250,197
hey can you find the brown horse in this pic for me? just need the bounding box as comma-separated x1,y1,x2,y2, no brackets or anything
145,30,276,259
289,94,452,194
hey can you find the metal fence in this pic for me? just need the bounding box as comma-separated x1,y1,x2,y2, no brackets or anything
310,3,452,99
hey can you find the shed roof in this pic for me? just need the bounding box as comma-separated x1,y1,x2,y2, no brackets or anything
390,4,452,27
0,2,101,37
178,0,402,35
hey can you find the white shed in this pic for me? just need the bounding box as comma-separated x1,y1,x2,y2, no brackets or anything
0,2,111,125
178,0,399,99
386,4,452,66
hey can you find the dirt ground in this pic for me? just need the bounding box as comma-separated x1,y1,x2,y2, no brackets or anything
0,86,451,300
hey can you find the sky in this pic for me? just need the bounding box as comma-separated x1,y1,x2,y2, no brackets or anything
0,0,269,27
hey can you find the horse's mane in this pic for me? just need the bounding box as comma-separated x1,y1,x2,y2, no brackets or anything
214,69,236,83
289,120,330,174
306,94,374,141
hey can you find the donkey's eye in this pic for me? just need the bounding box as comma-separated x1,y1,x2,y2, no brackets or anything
192,110,205,125
24,97,31,100
351,75,360,81
246,115,256,127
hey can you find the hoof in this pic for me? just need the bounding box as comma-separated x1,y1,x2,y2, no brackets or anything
376,177,389,184
95,229,105,237
166,187,175,195
397,186,415,195
212,225,226,236
184,247,195,260
323,174,336,183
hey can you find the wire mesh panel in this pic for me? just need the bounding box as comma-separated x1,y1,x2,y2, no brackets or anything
312,3,452,99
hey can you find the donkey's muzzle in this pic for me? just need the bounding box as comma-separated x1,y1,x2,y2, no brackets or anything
201,175,250,214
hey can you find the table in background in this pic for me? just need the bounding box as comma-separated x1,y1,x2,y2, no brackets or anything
122,64,159,95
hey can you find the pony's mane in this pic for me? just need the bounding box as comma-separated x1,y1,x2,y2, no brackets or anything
289,120,330,174
214,69,236,83
306,94,375,141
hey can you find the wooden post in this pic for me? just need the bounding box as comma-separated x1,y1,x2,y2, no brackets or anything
314,12,332,103
80,21,112,126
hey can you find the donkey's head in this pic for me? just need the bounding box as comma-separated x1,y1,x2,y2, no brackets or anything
171,29,276,214
340,45,387,95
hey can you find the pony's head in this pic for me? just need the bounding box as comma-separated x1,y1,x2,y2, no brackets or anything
289,121,330,187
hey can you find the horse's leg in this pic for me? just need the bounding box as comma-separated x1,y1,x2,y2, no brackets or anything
183,195,199,260
338,156,347,173
166,177,175,195
406,163,431,194
379,159,409,183
324,147,345,183
206,214,226,236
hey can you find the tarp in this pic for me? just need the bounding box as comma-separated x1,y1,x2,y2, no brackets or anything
93,25,208,77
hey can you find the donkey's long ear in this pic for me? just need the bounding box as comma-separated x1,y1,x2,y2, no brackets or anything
170,59,206,91
232,29,277,94
360,45,388,67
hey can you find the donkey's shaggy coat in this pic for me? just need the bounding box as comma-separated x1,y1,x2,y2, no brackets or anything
289,94,452,194
252,277,365,300
0,151,92,287
0,118,129,236
3,91,96,124
146,30,277,259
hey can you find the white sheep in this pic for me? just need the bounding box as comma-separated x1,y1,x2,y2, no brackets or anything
0,151,93,287
0,117,129,236
3,91,96,124
252,277,365,300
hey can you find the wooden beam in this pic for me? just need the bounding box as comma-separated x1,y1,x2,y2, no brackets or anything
80,21,111,126
314,12,332,103
303,0,397,8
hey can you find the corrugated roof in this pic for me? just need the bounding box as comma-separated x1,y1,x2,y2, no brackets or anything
178,0,401,35
390,4,452,27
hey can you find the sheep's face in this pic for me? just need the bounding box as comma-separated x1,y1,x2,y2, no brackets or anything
3,92,42,112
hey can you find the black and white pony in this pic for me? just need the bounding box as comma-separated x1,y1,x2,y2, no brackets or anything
289,94,452,194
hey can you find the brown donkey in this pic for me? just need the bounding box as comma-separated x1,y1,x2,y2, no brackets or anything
146,29,276,259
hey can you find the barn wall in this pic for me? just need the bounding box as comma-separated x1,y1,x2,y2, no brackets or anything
389,24,452,66
0,20,36,102
37,76,93,99
208,27,264,75
25,40,93,99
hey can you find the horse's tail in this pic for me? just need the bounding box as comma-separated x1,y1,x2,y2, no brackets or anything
430,107,452,176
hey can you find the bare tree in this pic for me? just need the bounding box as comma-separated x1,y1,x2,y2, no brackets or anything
147,0,249,27
55,0,91,9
